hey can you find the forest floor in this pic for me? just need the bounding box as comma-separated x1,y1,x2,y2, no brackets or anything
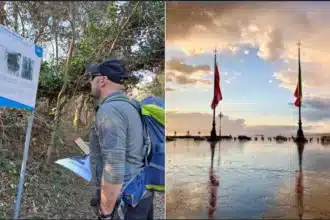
0,109,164,219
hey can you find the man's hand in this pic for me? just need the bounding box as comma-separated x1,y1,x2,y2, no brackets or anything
100,175,122,214
97,208,114,220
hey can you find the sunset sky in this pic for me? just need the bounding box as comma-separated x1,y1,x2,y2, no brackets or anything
166,1,330,136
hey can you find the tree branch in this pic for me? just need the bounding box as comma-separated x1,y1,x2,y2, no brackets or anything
34,27,44,44
90,2,141,61
0,1,5,25
105,2,140,56
17,7,25,37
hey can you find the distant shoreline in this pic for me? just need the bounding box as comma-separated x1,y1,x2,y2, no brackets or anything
166,135,326,142
166,134,328,138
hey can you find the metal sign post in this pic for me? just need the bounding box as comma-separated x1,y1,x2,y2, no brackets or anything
13,109,35,219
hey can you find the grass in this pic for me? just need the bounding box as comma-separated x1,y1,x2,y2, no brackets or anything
0,108,96,219
0,108,164,219
0,146,95,219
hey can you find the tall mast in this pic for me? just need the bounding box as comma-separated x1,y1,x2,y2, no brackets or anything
296,41,304,141
210,49,217,141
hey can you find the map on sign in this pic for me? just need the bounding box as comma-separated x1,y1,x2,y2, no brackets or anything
0,25,43,110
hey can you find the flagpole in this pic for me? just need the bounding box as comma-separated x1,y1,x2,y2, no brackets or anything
210,49,217,141
296,41,305,142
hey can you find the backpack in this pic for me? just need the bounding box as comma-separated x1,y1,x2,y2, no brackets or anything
108,95,165,206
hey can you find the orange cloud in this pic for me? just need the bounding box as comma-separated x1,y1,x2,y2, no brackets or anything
166,1,330,97
166,59,211,87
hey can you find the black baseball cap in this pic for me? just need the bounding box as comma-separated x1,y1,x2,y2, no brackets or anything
86,58,129,84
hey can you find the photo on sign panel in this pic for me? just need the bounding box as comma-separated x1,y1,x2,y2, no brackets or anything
21,56,34,81
5,50,21,76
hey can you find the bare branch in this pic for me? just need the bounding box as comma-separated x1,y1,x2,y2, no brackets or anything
90,2,141,61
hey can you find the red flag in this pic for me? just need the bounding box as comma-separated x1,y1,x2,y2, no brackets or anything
211,61,222,109
294,83,301,107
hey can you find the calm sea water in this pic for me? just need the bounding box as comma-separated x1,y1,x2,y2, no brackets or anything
166,139,330,219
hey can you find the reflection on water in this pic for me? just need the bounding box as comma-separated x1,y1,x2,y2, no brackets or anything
166,139,330,219
208,142,219,219
296,143,304,220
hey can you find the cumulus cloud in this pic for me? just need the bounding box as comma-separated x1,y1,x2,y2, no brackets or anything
166,1,330,95
305,97,330,111
166,59,210,75
166,59,212,86
275,63,330,95
305,111,330,122
166,87,177,92
302,97,330,121
166,2,322,60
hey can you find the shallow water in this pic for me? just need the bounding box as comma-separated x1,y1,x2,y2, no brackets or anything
166,139,330,219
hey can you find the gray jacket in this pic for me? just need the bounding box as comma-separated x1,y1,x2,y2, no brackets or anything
88,90,145,198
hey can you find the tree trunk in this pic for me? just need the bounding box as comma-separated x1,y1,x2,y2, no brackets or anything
48,96,53,113
13,2,19,32
55,21,59,69
46,2,76,166
46,39,75,165
18,9,25,37
73,94,85,131
84,98,90,125
0,1,5,25
85,98,91,126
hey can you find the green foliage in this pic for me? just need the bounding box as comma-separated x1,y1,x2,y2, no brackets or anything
38,61,63,98
138,71,165,99
0,159,17,175
3,1,165,104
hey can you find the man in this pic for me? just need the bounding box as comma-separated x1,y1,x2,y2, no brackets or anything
87,58,154,220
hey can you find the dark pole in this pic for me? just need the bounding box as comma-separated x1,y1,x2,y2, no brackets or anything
211,107,216,137
296,41,305,142
295,42,305,217
210,49,217,141
218,139,221,166
219,112,223,139
211,142,215,170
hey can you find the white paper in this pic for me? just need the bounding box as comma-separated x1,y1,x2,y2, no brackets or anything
55,156,91,182
0,25,42,109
